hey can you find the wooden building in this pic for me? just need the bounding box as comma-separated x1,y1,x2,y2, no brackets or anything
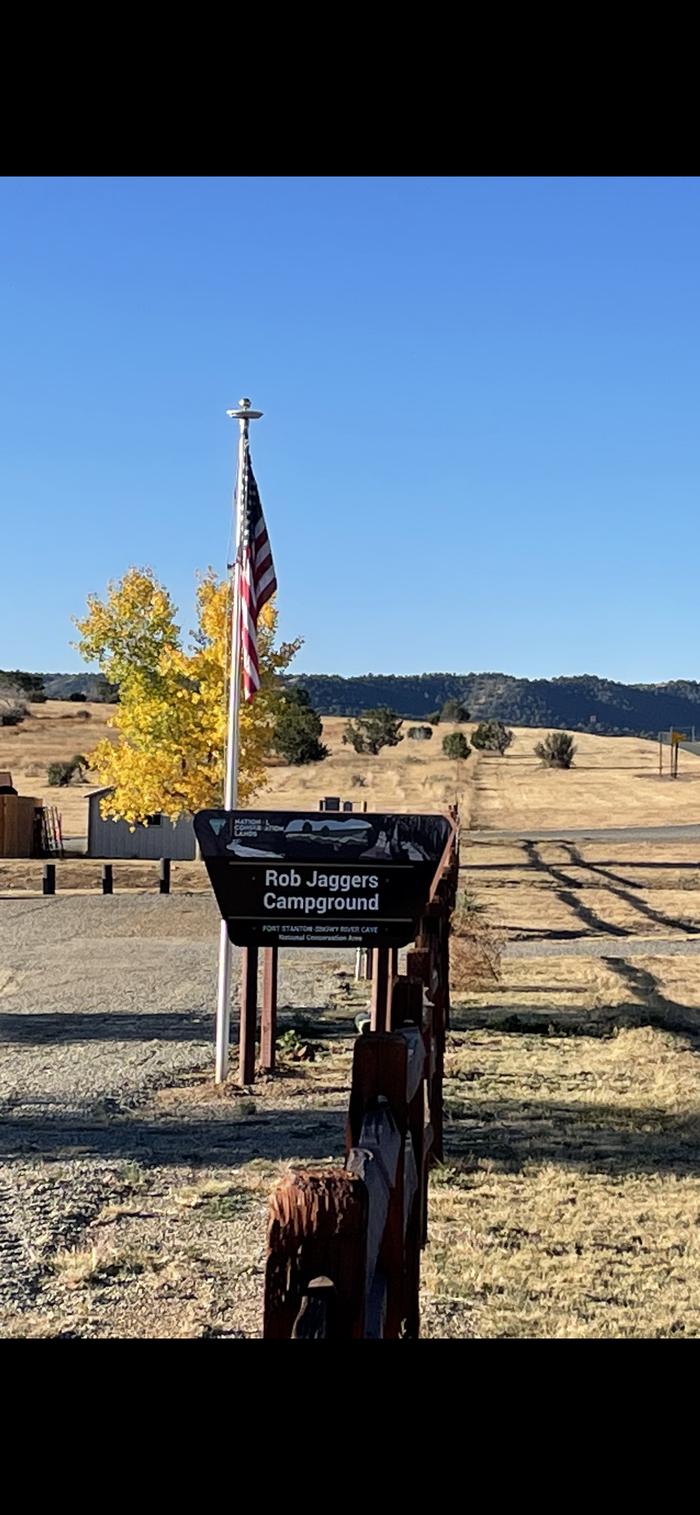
0,794,42,857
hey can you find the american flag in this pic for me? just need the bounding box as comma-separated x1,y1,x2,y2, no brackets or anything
239,442,277,701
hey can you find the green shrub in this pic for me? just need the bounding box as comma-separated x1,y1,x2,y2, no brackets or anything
534,732,576,769
343,708,404,756
48,761,73,786
273,688,328,765
407,725,433,741
442,732,471,759
471,720,514,755
47,753,90,787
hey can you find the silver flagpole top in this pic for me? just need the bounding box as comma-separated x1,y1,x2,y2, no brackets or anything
226,397,263,422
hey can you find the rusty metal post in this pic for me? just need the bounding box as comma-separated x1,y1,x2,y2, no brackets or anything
264,1172,368,1339
260,945,278,1073
238,945,258,1085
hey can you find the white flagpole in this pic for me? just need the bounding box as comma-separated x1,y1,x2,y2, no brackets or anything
214,396,263,1084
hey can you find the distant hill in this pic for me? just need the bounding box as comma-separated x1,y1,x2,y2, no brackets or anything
284,672,700,738
42,672,115,700
0,671,116,701
8,668,700,737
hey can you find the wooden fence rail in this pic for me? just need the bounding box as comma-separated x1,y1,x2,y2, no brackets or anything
263,810,459,1339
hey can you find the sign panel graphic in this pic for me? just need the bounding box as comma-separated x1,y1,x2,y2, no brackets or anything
194,810,453,947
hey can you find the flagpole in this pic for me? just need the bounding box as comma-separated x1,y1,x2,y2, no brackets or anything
214,396,263,1084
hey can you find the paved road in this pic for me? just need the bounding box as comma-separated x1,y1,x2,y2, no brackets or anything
467,824,700,844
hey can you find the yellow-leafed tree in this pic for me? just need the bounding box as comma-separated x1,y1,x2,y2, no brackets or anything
74,567,300,823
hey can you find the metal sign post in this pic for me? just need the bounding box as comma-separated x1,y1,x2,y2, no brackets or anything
214,398,263,1084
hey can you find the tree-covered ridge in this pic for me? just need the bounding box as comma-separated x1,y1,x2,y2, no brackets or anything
283,672,700,737
14,667,700,738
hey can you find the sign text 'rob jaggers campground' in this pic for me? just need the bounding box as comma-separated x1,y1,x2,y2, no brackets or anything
194,810,454,947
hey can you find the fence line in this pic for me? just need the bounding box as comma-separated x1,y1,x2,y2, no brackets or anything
263,812,459,1338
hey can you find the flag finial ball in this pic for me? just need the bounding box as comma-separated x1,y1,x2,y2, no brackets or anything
239,397,252,410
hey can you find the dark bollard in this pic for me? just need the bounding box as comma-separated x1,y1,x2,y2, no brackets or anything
159,858,171,895
102,864,113,895
42,863,55,895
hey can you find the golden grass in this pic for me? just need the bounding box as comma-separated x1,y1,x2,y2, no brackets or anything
174,1179,242,1209
419,949,700,1336
460,836,700,941
7,945,698,1337
471,727,700,831
263,716,472,816
425,1010,700,1338
0,700,115,835
49,1245,105,1289
3,707,699,849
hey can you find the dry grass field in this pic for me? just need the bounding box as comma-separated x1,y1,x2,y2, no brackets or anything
427,949,700,1338
0,700,114,837
471,726,700,831
2,705,699,845
461,837,700,940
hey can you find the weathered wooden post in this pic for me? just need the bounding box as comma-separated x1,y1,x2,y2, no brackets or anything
260,945,278,1072
42,862,55,896
101,864,113,895
159,858,171,895
370,948,391,1031
239,945,258,1085
347,1021,426,1337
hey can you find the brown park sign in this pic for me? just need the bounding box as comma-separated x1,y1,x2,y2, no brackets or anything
194,809,455,947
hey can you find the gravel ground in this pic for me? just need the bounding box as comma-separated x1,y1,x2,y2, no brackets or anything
0,895,363,1335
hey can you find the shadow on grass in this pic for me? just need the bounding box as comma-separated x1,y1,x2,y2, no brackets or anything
522,840,699,938
451,956,700,1042
7,1086,697,1179
441,1098,700,1176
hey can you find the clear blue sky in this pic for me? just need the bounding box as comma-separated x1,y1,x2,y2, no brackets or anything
2,176,699,683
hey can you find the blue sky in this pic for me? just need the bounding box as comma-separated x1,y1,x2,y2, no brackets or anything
2,176,699,683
